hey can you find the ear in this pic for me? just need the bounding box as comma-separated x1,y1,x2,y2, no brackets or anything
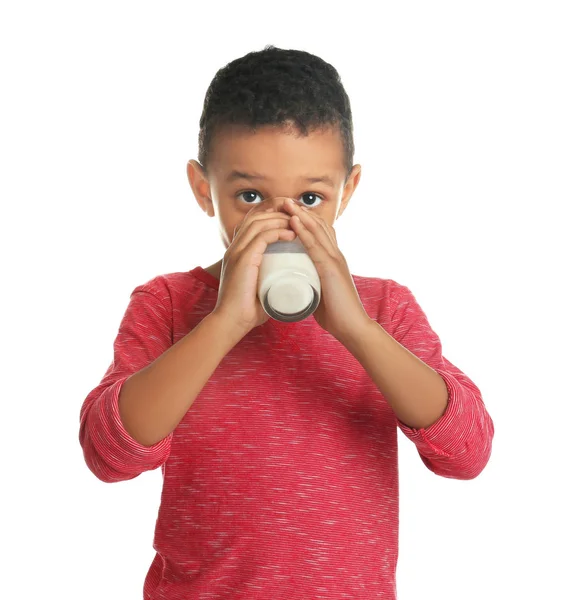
337,164,362,219
187,159,215,217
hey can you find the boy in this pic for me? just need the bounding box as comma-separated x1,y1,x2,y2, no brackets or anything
79,45,494,599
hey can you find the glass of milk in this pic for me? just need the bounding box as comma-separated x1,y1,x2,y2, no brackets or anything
258,236,321,323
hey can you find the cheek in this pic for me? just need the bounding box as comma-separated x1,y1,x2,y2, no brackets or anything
218,202,263,245
319,203,337,225
220,213,243,244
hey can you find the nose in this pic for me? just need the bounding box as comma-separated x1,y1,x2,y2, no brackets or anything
265,196,299,213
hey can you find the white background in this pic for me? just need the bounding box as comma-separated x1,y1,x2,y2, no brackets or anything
1,1,568,598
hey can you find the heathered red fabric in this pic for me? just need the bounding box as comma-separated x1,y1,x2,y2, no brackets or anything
79,266,494,599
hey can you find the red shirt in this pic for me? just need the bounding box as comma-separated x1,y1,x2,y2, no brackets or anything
79,266,494,599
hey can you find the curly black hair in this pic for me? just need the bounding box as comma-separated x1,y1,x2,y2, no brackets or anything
197,45,355,184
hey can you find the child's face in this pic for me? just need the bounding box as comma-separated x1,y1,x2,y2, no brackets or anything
187,123,361,250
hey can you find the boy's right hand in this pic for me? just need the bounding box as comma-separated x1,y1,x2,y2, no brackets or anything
211,204,296,337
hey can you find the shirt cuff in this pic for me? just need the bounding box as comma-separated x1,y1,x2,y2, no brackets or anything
397,370,464,458
88,377,173,476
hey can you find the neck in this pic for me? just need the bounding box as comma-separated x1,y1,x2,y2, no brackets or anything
204,260,223,280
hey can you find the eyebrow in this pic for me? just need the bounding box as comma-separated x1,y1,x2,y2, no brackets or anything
226,170,336,189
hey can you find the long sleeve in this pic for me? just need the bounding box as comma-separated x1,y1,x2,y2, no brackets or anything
389,283,494,480
79,277,174,483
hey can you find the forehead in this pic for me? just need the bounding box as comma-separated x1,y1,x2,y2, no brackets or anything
209,123,345,180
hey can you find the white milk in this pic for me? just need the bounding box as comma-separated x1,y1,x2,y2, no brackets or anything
258,239,321,323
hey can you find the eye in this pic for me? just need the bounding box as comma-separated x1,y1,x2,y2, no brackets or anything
237,191,263,204
237,191,323,207
299,192,323,208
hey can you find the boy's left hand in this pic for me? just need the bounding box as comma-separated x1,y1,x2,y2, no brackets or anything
281,198,372,342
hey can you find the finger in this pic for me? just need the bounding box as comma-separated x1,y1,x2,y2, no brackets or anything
233,209,291,241
233,216,293,255
282,199,337,247
310,212,337,247
240,226,297,267
236,209,290,233
290,208,338,258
